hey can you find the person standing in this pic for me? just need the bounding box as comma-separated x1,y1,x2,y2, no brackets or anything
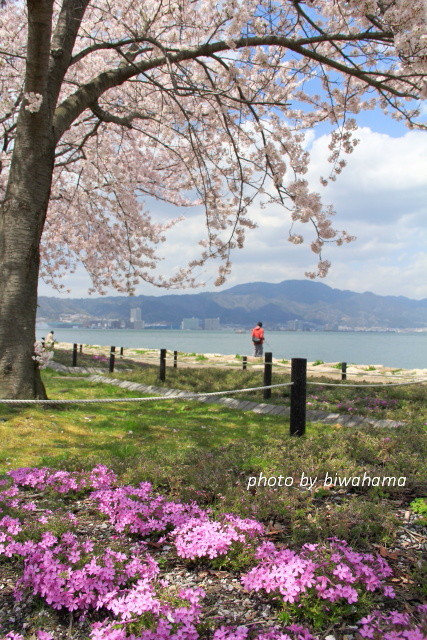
45,330,55,349
251,321,265,357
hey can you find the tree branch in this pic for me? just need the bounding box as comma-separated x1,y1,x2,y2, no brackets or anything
89,100,151,128
53,30,410,143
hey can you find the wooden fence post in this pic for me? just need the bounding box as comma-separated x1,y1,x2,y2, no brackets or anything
120,347,124,356
290,358,307,436
79,344,83,353
72,343,78,367
341,362,347,381
242,356,247,370
109,346,115,373
173,350,178,368
159,348,166,381
263,352,273,399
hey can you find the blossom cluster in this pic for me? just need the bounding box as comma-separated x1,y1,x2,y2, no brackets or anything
358,607,427,640
173,513,264,560
242,538,394,606
15,533,160,612
91,483,207,536
23,92,43,113
32,341,52,370
8,464,117,493
212,625,315,640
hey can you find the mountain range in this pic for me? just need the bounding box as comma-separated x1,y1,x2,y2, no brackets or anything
37,280,427,330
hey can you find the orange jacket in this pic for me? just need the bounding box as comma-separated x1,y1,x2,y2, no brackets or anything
251,326,265,343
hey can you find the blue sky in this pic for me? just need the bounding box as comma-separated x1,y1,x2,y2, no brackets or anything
39,110,427,300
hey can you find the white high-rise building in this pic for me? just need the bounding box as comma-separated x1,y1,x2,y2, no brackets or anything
130,307,144,329
203,318,220,330
181,317,200,330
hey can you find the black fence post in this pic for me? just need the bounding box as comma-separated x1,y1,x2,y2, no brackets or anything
109,346,115,373
290,358,307,436
72,343,78,367
79,344,83,353
173,350,178,368
263,352,273,399
159,348,166,381
120,347,124,356
242,356,247,370
341,362,347,381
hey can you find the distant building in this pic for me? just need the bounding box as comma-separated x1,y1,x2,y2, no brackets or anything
130,307,144,330
181,317,200,330
203,317,220,330
286,319,300,331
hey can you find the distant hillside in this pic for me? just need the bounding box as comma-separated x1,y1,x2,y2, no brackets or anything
37,280,427,330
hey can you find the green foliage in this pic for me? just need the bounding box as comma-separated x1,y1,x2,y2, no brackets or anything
410,497,427,516
277,587,374,631
290,499,397,548
200,541,257,572
410,497,427,525
312,360,325,366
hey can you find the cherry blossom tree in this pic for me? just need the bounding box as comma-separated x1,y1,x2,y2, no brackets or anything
0,0,425,398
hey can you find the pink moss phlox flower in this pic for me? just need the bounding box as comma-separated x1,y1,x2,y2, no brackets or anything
358,609,427,640
7,465,117,494
15,533,161,613
212,625,316,640
91,483,207,537
242,539,394,606
1,633,53,640
0,485,19,498
242,542,316,603
212,627,250,640
173,514,264,560
0,516,22,535
89,587,205,639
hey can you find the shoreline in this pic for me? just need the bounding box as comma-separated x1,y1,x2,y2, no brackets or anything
53,342,427,382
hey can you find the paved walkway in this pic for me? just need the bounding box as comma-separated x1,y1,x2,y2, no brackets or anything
50,362,403,429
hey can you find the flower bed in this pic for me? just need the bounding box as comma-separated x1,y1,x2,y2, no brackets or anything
0,466,426,640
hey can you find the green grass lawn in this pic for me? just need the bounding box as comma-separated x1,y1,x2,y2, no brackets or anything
0,369,309,473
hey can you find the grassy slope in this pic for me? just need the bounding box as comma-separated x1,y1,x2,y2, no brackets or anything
0,369,318,472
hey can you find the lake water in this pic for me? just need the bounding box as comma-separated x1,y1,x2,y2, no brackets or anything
38,328,427,369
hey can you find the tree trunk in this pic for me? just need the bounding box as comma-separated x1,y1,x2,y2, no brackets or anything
0,209,47,399
0,0,56,399
0,134,56,398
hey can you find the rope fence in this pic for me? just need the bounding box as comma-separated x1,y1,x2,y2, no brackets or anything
0,381,294,405
3,349,425,437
